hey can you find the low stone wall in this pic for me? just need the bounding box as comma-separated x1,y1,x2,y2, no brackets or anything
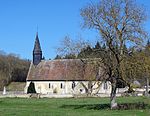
0,94,30,98
0,91,24,94
0,93,121,98
0,91,146,98
0,91,28,98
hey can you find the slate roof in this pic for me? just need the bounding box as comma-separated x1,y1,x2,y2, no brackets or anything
27,59,101,81
33,33,42,53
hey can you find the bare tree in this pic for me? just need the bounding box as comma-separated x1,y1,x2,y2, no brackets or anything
56,35,90,58
81,0,147,109
56,37,105,96
81,58,107,96
0,53,30,90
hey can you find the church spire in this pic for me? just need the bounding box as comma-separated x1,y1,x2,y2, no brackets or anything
34,32,42,52
33,32,42,65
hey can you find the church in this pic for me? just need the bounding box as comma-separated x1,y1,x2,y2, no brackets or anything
24,33,111,95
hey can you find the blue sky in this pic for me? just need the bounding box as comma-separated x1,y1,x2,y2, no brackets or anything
0,0,150,60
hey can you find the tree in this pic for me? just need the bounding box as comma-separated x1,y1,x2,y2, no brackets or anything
57,38,105,96
56,35,90,58
78,45,93,58
124,47,150,93
63,54,76,59
0,52,30,90
81,0,147,109
94,41,101,49
27,82,36,93
54,55,62,59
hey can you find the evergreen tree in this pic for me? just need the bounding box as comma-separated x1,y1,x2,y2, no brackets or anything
94,41,101,49
63,54,76,59
78,45,93,58
27,82,36,93
54,55,62,59
147,39,150,47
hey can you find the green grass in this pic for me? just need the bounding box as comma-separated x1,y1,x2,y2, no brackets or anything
0,97,150,116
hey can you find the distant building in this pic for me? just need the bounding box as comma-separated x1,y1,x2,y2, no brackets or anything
24,33,111,95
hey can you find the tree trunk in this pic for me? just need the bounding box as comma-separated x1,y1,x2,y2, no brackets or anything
145,77,149,97
80,82,88,95
110,82,118,109
88,81,92,95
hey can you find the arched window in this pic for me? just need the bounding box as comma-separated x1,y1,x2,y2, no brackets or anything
60,83,63,89
49,83,51,88
104,82,108,90
72,81,75,89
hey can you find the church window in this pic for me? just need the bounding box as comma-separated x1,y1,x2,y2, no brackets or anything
72,81,75,89
60,83,63,89
104,82,108,90
49,83,51,88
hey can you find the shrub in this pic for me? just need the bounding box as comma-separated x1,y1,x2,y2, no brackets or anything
27,82,36,93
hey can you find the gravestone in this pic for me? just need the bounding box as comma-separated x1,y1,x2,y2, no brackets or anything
3,86,6,95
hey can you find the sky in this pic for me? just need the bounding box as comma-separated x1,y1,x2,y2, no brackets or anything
0,0,150,60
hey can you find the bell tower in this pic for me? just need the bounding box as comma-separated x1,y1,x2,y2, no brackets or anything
33,32,42,65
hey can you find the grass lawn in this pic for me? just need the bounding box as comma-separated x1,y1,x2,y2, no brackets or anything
0,96,150,116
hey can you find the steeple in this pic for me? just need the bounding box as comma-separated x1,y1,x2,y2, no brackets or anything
33,32,42,65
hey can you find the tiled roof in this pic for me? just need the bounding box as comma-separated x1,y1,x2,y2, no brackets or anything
27,59,102,81
33,33,42,53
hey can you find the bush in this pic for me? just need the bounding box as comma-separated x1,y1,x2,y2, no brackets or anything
27,82,36,93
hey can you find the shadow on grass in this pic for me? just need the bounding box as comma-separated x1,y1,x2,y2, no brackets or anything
60,102,149,110
61,103,110,110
